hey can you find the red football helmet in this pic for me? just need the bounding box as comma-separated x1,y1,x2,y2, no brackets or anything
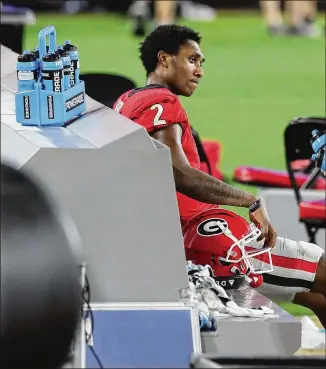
183,208,273,282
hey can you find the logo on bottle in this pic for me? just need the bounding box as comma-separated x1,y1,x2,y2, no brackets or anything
70,60,78,85
41,70,63,92
65,92,84,112
53,70,62,92
47,95,54,119
23,95,30,119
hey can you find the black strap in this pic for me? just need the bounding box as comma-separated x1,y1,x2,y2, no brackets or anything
191,126,212,175
128,84,166,97
249,198,262,213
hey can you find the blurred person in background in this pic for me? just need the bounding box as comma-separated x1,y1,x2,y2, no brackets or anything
299,0,320,33
128,0,216,37
285,0,320,36
60,0,131,14
259,0,320,37
129,0,177,37
59,0,216,36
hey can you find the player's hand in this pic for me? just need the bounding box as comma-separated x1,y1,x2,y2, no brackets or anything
248,201,277,249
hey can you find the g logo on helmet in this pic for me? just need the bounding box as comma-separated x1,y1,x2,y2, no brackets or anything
197,218,228,237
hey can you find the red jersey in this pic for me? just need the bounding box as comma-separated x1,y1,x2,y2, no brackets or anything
113,84,212,223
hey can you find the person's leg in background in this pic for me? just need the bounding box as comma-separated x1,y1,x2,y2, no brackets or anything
303,0,318,24
154,0,176,25
178,1,216,22
301,0,321,37
128,0,150,36
285,0,320,37
129,0,176,37
259,1,285,36
259,0,321,37
285,1,307,33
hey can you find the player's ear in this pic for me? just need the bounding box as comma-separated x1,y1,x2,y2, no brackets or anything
157,51,170,68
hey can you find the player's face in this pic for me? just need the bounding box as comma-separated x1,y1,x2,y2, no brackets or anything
170,40,205,97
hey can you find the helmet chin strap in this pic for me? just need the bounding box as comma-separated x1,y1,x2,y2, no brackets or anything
216,221,239,244
216,221,248,257
216,220,272,275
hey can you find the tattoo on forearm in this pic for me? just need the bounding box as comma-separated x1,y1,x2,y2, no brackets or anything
179,168,255,207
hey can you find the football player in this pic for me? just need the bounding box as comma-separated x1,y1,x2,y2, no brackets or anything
114,25,326,327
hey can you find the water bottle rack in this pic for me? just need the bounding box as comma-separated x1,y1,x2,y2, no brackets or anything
15,80,86,127
15,25,86,127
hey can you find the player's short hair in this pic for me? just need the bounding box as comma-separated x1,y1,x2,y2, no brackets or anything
139,24,202,76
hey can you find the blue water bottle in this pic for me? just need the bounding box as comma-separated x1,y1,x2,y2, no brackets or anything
31,47,40,67
32,45,49,59
56,45,71,90
17,50,38,92
63,40,80,86
41,51,64,92
31,46,49,68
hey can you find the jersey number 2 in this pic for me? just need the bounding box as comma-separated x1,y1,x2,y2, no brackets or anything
151,104,167,126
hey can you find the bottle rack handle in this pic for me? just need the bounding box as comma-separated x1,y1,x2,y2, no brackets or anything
38,26,57,59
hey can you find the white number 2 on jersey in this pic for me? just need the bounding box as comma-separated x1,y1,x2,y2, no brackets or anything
150,104,167,126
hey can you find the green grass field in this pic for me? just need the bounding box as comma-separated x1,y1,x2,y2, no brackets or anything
24,12,325,316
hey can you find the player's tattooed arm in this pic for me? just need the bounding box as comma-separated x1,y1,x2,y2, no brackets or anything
151,124,257,208
176,167,256,207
